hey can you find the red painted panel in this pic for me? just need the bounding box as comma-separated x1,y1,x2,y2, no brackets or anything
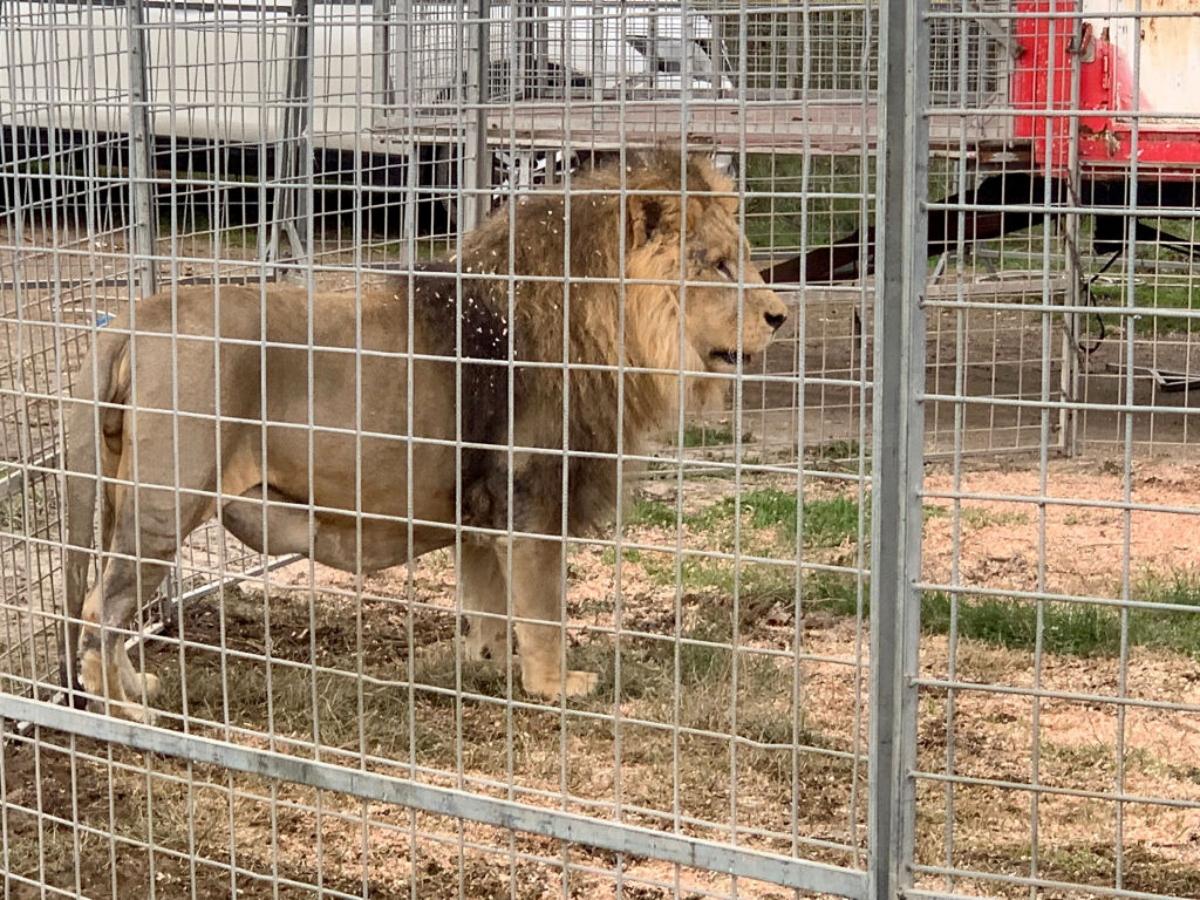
1010,0,1200,178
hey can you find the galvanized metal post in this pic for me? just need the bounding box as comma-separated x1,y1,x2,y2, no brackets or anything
397,0,417,266
868,0,927,895
463,0,491,231
269,0,313,271
785,10,800,99
127,0,157,297
1060,6,1086,458
535,2,549,98
372,0,394,129
516,0,534,101
393,0,409,113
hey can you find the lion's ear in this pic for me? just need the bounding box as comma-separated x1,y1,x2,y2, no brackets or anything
627,194,679,249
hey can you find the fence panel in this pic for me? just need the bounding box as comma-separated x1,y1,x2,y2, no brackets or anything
1,1,885,897
910,1,1200,897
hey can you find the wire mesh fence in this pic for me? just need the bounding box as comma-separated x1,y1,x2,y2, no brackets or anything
0,1,1197,898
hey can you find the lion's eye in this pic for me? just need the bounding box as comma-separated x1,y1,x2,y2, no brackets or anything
716,259,736,280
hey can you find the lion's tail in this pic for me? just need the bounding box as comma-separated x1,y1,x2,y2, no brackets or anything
61,328,128,698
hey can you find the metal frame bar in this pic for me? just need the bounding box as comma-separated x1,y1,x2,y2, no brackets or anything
867,0,928,895
2,693,870,898
269,0,314,270
126,0,158,297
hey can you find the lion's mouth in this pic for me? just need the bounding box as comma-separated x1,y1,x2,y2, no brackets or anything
709,349,754,368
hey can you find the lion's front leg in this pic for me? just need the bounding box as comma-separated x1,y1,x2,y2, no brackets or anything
460,543,510,663
508,536,598,699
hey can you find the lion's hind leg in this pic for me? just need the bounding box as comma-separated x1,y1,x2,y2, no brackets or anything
77,550,174,723
78,473,211,722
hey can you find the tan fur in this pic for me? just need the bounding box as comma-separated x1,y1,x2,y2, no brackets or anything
60,149,788,718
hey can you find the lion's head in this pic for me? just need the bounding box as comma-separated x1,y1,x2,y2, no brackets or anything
620,153,789,378
460,148,787,393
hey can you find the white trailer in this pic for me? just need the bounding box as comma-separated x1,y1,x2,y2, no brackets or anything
0,1,731,175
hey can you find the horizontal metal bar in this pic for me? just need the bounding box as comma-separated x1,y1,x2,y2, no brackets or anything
922,392,1199,419
925,201,1200,220
915,677,1200,715
929,105,1200,123
922,298,1200,321
0,273,279,292
928,6,1200,21
0,694,869,899
2,515,861,579
913,580,1200,616
971,248,1199,275
912,864,1194,900
912,769,1200,811
921,487,1200,518
4,714,860,860
905,890,1003,900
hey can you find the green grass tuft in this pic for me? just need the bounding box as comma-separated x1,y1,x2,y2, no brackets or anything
804,569,1200,660
625,497,680,530
1091,281,1199,336
733,489,863,547
669,421,753,448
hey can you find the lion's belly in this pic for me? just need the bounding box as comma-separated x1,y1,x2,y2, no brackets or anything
256,338,464,529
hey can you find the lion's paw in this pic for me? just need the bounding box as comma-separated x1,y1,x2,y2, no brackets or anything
464,633,499,663
563,670,600,697
523,669,600,699
139,673,162,701
114,700,157,726
463,618,509,664
86,695,157,726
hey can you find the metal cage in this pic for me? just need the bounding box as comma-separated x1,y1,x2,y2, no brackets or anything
1,1,1197,898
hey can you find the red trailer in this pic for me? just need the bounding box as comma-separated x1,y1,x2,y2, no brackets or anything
766,0,1200,286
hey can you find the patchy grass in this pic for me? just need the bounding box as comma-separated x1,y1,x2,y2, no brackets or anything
617,489,865,617
959,507,1032,529
579,486,1193,667
365,237,447,261
1091,281,1199,336
679,488,864,548
743,154,873,253
625,496,682,530
919,592,1124,658
668,421,752,449
806,568,1200,660
805,439,865,473
944,842,1200,899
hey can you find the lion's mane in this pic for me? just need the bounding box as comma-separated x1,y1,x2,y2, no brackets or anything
421,149,731,537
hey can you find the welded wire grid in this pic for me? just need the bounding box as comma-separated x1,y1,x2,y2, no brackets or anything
0,1,884,898
912,2,1200,899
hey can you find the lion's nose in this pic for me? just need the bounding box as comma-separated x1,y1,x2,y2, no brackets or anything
765,311,787,331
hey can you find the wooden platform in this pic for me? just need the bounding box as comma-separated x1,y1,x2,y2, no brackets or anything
369,95,1015,157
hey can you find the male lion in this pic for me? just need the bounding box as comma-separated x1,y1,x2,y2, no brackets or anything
61,149,788,720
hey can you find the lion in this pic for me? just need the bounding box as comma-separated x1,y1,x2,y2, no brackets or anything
60,149,788,720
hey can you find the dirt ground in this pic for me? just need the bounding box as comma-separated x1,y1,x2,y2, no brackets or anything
2,455,1199,900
